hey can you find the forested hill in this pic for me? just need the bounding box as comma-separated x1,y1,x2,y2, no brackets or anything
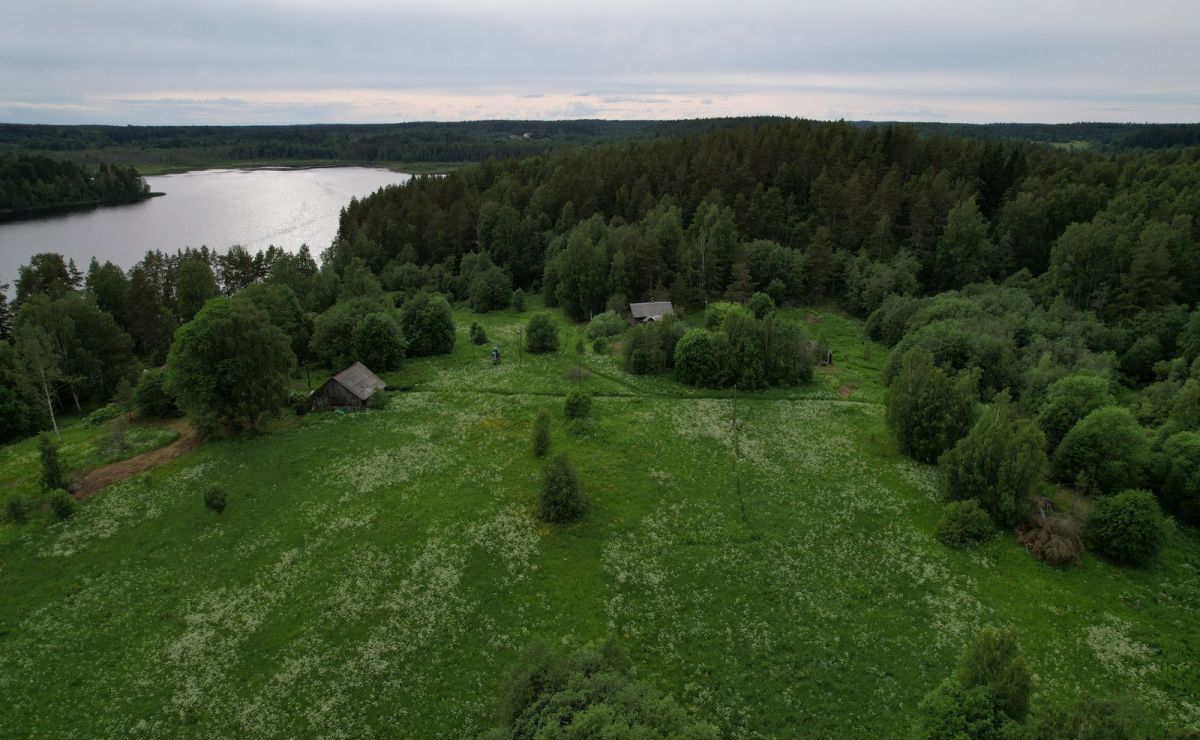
0,119,783,173
0,153,150,217
2,118,1197,175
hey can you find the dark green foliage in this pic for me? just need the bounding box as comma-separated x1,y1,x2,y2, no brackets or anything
764,316,815,386
918,627,1031,739
1085,489,1165,566
532,409,551,457
747,291,775,319
5,496,28,524
935,501,994,547
591,336,607,354
399,292,456,357
674,329,725,388
203,485,228,514
233,283,311,361
1154,431,1200,524
564,390,591,420
351,312,406,371
133,368,177,418
865,294,922,347
539,453,585,524
1169,378,1200,431
39,432,67,491
469,321,488,345
1036,374,1114,452
175,257,220,323
49,489,75,521
510,288,525,312
722,309,767,390
883,318,1019,397
468,266,512,312
623,324,665,375
1053,407,1149,495
586,310,626,339
494,639,716,738
0,154,149,214
940,394,1046,527
525,313,558,354
309,297,385,369
886,349,979,464
166,298,295,433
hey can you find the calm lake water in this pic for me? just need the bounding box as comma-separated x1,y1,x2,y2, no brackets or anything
0,167,412,285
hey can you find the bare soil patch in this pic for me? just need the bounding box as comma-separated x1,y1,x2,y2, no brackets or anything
72,419,201,499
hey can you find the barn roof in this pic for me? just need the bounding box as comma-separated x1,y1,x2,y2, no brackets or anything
330,362,386,401
629,301,674,320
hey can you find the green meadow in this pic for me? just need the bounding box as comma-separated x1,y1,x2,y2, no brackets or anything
1,306,1197,737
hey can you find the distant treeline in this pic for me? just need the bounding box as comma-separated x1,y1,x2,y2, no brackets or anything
0,153,150,215
2,119,1198,175
0,119,783,171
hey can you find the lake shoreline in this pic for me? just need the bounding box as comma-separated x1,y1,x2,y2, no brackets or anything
0,192,166,223
132,160,466,176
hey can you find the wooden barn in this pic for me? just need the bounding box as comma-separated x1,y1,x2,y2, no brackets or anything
311,362,386,410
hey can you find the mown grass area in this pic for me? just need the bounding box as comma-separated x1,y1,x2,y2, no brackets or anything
1,305,1197,737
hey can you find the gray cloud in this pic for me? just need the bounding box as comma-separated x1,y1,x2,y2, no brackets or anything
0,0,1197,123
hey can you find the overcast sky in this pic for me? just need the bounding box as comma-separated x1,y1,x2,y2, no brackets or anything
1,0,1197,125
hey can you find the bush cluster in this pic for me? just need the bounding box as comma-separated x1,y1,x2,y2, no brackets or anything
525,313,559,353
1053,407,1149,496
1084,489,1165,565
532,409,551,457
539,453,585,524
935,500,994,547
469,321,488,345
586,310,626,339
672,309,815,389
885,349,978,463
564,391,591,420
134,368,177,418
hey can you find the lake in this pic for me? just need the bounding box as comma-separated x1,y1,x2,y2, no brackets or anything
0,167,413,286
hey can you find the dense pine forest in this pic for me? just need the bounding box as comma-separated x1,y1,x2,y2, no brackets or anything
0,153,151,216
3,118,1200,736
3,119,1199,176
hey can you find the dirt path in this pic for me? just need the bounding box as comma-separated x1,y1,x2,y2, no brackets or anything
73,419,202,500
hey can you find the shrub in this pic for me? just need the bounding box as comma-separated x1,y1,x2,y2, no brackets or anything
39,433,68,491
1018,512,1084,567
564,390,591,420
510,288,526,312
1155,431,1200,524
203,485,228,514
399,292,456,357
586,310,626,339
134,367,178,418
865,294,922,347
1053,407,1149,496
309,297,381,368
468,266,512,312
351,311,406,371
532,409,551,457
1026,693,1144,740
49,489,75,521
764,316,815,386
1036,373,1113,452
84,403,122,427
591,337,608,354
918,627,1031,738
5,496,28,524
623,324,664,375
935,501,994,547
539,453,585,523
1085,489,1165,565
886,349,979,464
469,321,488,345
940,394,1046,527
674,329,725,387
525,313,559,353
495,639,717,738
747,291,775,319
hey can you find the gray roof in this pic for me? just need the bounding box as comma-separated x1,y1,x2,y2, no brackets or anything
331,362,386,401
629,301,674,320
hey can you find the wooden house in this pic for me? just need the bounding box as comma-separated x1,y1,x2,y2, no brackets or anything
628,300,674,325
312,362,386,410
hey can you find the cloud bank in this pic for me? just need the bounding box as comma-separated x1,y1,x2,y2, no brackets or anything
2,0,1197,124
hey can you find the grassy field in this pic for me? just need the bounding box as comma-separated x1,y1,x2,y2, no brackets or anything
1,305,1197,738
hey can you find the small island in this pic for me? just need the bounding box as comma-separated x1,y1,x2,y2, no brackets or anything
0,153,158,221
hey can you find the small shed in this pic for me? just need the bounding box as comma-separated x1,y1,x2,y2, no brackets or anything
629,300,675,325
312,362,386,410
